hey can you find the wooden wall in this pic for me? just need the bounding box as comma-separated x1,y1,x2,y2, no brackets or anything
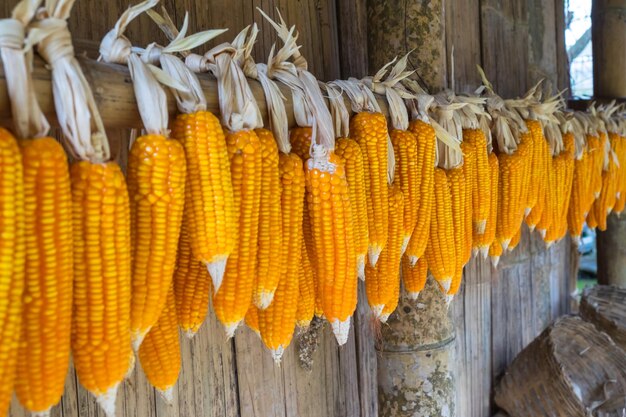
2,0,573,416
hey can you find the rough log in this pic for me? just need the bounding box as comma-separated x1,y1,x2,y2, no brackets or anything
0,55,390,131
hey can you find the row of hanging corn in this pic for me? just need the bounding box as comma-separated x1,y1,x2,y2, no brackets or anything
1,0,625,416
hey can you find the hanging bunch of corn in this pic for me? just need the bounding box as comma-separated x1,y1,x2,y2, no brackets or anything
101,2,222,349
143,10,229,337
27,0,131,414
184,27,265,337
0,2,49,414
543,111,578,246
137,286,181,404
261,11,357,344
237,25,305,358
424,94,463,298
478,68,531,255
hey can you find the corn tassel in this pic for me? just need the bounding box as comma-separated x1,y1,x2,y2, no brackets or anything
335,138,369,279
0,128,24,416
350,112,389,266
173,222,212,337
171,111,236,290
128,134,186,349
213,130,263,337
70,161,132,414
476,152,499,257
138,285,180,404
257,152,305,362
365,184,403,321
425,168,456,292
254,129,283,309
305,146,357,345
390,130,419,256
405,120,436,264
402,257,428,301
463,129,490,235
447,167,467,298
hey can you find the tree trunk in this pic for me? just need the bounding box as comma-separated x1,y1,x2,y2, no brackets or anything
593,0,626,288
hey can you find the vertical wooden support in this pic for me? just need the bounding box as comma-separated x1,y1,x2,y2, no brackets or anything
593,0,626,287
366,2,455,415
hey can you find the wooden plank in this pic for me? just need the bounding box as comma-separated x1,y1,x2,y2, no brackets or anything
353,284,378,417
445,0,482,92
554,0,570,93
527,0,558,89
336,0,368,79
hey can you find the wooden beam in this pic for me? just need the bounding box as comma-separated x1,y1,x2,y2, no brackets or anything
0,55,390,131
592,0,626,98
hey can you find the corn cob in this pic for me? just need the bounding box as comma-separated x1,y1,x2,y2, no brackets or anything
586,203,598,229
289,127,314,161
171,111,236,290
614,136,626,214
496,137,531,250
489,238,503,268
567,151,590,242
447,167,467,297
390,130,419,255
365,184,403,320
517,132,535,219
402,256,428,301
588,134,604,201
350,112,389,266
425,168,455,291
524,120,549,215
70,161,132,413
463,129,490,235
305,146,357,345
213,130,263,337
128,134,186,349
138,285,180,404
592,137,618,231
535,155,557,238
544,144,575,245
335,138,369,279
254,128,283,309
257,152,305,361
0,128,24,416
476,152,499,257
405,120,436,264
244,306,260,336
508,225,522,252
297,234,317,327
173,221,212,337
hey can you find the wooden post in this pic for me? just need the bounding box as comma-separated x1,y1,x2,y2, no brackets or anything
367,1,456,415
593,0,626,287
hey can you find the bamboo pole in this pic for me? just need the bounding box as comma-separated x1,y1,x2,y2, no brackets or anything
0,55,390,131
367,1,457,416
593,0,626,288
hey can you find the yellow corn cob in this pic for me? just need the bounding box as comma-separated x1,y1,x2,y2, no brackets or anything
496,137,531,250
305,147,357,345
70,161,132,413
463,129,490,235
524,120,548,214
614,136,626,214
517,132,535,219
489,238,503,268
297,234,317,326
128,134,186,349
171,111,235,290
138,285,180,404
257,152,305,361
586,202,598,229
244,306,260,336
289,127,313,161
568,151,590,242
508,225,522,252
534,155,557,238
425,168,455,292
545,144,575,245
173,221,212,337
476,152,499,257
447,167,467,296
365,184,403,321
350,112,389,266
405,120,436,264
254,128,283,309
588,134,604,201
402,256,428,300
390,130,419,256
335,138,369,279
0,128,24,416
213,130,263,337
462,159,474,265
592,136,619,231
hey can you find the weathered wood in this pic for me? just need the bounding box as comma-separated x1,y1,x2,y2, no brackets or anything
580,285,626,351
445,0,481,92
597,215,626,287
367,0,447,91
592,0,626,98
337,0,369,79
